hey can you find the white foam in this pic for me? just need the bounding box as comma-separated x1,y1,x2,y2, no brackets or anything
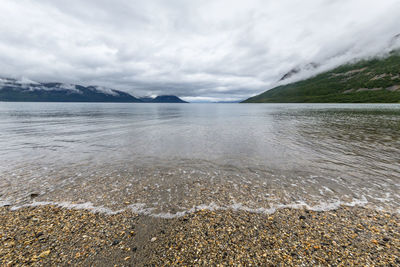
151,210,193,219
373,193,393,203
145,197,370,218
0,200,11,207
306,200,342,211
127,203,155,215
230,202,276,214
343,195,369,207
0,195,385,219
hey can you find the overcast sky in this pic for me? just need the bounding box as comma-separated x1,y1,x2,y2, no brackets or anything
0,0,399,102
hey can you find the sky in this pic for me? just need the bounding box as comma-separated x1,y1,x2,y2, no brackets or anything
0,0,399,102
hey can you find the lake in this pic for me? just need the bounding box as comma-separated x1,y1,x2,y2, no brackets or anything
0,102,399,216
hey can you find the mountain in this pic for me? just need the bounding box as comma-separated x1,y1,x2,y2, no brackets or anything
139,97,155,102
139,95,187,103
243,51,400,103
0,78,141,102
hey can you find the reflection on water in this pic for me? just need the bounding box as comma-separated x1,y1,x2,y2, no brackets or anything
0,103,399,215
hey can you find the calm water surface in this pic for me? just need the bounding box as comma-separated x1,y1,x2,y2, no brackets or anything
0,103,399,216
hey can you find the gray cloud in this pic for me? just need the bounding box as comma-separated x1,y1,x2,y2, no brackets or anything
0,0,399,102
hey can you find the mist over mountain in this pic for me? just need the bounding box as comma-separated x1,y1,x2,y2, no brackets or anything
279,63,319,81
275,33,400,86
0,78,142,102
243,51,400,103
0,78,186,103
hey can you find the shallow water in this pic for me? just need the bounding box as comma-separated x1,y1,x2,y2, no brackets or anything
0,102,399,216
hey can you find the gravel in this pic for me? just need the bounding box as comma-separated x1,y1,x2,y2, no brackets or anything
1,205,399,266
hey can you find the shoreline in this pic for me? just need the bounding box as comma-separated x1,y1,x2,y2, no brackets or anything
3,193,386,219
1,205,399,266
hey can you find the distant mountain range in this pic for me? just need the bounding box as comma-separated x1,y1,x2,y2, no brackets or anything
139,95,187,103
243,51,400,103
0,78,186,103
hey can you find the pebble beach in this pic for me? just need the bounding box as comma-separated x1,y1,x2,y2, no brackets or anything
1,205,399,266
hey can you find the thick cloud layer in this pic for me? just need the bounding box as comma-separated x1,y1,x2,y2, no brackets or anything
0,0,399,101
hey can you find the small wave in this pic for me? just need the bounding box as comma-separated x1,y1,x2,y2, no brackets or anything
0,200,11,207
1,195,384,219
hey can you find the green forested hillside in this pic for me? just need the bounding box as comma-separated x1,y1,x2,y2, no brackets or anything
243,52,400,103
